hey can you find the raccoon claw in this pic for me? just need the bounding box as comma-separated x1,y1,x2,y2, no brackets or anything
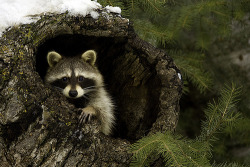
79,106,97,124
79,112,92,123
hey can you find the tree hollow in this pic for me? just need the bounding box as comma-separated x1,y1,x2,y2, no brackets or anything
0,11,182,166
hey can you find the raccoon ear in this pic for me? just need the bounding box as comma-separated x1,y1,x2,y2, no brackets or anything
47,51,62,67
81,50,97,66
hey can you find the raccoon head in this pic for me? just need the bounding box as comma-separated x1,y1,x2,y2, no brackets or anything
45,50,103,99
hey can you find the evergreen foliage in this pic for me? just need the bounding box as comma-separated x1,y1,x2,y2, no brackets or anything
99,0,250,93
130,132,211,167
213,163,247,167
198,84,241,142
170,50,212,93
97,0,250,165
130,84,242,166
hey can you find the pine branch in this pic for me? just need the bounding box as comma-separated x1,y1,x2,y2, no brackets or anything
134,18,176,46
130,84,242,166
199,83,242,142
135,0,166,15
171,50,212,93
101,0,250,50
130,132,211,167
130,133,163,167
213,162,247,167
223,117,250,144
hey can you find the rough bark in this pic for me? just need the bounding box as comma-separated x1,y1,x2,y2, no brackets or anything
0,9,182,166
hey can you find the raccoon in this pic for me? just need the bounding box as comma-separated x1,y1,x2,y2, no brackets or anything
44,50,115,135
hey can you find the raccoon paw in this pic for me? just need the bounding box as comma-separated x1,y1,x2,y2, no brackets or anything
79,106,97,124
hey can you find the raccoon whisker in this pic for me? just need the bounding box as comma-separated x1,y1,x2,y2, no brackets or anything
84,85,105,90
85,88,96,91
54,86,63,91
83,86,102,90
82,94,90,100
84,89,96,94
83,86,98,90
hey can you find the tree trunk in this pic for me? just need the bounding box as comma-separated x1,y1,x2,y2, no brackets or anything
0,10,182,166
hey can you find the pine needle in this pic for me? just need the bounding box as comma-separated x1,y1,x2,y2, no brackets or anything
199,83,242,142
171,50,212,93
213,162,247,167
130,132,211,167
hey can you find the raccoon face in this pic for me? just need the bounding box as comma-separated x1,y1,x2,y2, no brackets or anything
45,50,102,99
51,71,96,99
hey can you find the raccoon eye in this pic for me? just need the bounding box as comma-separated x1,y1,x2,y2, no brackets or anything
62,77,68,82
78,76,84,82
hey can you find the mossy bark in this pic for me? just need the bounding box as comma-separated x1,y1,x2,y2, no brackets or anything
0,10,182,166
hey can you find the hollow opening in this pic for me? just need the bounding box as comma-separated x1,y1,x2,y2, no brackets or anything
36,34,127,80
35,34,161,141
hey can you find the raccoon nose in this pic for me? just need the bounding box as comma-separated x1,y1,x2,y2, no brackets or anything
69,90,78,98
